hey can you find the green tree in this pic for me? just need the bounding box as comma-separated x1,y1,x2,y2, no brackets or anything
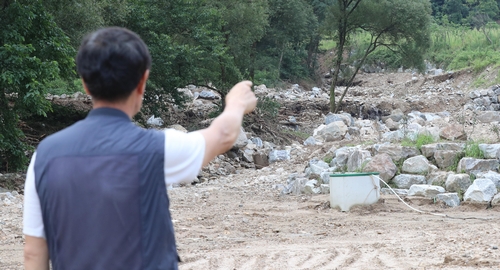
0,0,75,171
325,0,432,113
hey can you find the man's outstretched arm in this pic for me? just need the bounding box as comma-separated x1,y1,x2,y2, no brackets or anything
24,235,49,270
199,81,257,166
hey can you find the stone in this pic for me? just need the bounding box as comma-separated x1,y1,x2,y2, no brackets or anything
392,174,427,189
385,118,399,131
232,127,248,149
421,144,437,158
331,147,355,168
320,171,331,185
362,153,397,182
309,159,330,175
242,149,254,163
492,193,500,206
346,149,372,172
408,185,446,198
474,171,500,189
426,171,452,186
304,180,321,194
402,155,431,174
445,174,471,193
325,113,353,126
198,90,218,100
380,188,408,196
251,137,263,148
373,144,420,162
477,111,500,123
457,158,499,174
436,193,460,207
320,184,330,194
478,144,500,159
317,121,348,142
464,179,498,203
147,115,163,126
253,152,269,169
469,90,481,99
303,136,318,146
347,127,360,136
388,109,404,122
434,150,459,170
269,150,290,163
439,124,466,140
282,178,309,195
382,130,404,142
436,143,466,151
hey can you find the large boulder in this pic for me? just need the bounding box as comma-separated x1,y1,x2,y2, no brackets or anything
362,153,397,181
445,174,472,193
346,149,372,172
408,185,446,198
436,143,466,151
325,113,354,126
436,193,461,207
477,111,500,123
492,193,500,206
372,144,420,162
402,155,431,174
269,150,290,163
330,147,356,168
421,144,437,158
457,158,499,174
426,171,453,186
317,121,348,142
309,159,330,175
474,170,500,189
303,180,321,194
393,174,427,189
464,179,498,203
233,127,248,148
434,150,459,170
478,144,500,159
439,124,466,140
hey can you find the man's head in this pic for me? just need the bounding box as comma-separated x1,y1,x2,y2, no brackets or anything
76,27,151,103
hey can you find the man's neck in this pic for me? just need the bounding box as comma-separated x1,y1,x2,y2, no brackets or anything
92,101,135,119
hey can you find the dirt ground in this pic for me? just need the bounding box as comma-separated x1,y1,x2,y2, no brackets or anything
2,70,500,269
2,162,499,269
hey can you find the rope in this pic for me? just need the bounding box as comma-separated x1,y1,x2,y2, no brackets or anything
373,175,495,221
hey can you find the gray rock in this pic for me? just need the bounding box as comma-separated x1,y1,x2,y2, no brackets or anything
347,127,360,136
346,149,372,172
393,174,427,189
402,155,431,174
464,178,498,203
373,144,420,162
251,137,263,148
436,193,460,207
382,130,404,142
331,147,355,168
309,159,330,175
457,158,499,174
477,111,500,123
492,193,500,206
385,118,399,131
469,90,481,99
427,171,452,186
439,124,466,140
362,153,397,182
198,90,218,100
436,143,466,151
320,171,331,185
474,170,500,189
445,174,471,193
380,188,408,196
304,180,321,194
282,178,309,195
434,150,459,170
242,149,254,163
388,109,404,122
325,113,353,126
317,121,348,142
478,144,500,159
408,185,446,198
269,150,290,163
303,136,318,146
320,184,330,194
421,144,437,158
233,127,248,148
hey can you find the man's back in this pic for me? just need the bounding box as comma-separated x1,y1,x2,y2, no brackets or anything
33,108,178,269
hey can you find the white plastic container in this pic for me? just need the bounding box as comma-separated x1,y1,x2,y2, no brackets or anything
329,172,380,211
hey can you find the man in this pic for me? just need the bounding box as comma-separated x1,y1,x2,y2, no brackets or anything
23,27,257,269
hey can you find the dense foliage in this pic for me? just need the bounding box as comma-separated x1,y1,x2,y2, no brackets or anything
3,0,500,170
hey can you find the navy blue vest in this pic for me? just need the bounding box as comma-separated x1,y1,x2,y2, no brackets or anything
34,108,178,270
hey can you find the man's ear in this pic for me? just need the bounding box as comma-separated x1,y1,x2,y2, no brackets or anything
137,70,150,96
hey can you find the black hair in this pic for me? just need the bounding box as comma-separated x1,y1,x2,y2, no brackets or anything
76,27,151,102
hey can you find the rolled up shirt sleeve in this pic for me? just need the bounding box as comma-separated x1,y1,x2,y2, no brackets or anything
23,152,46,238
164,129,206,185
